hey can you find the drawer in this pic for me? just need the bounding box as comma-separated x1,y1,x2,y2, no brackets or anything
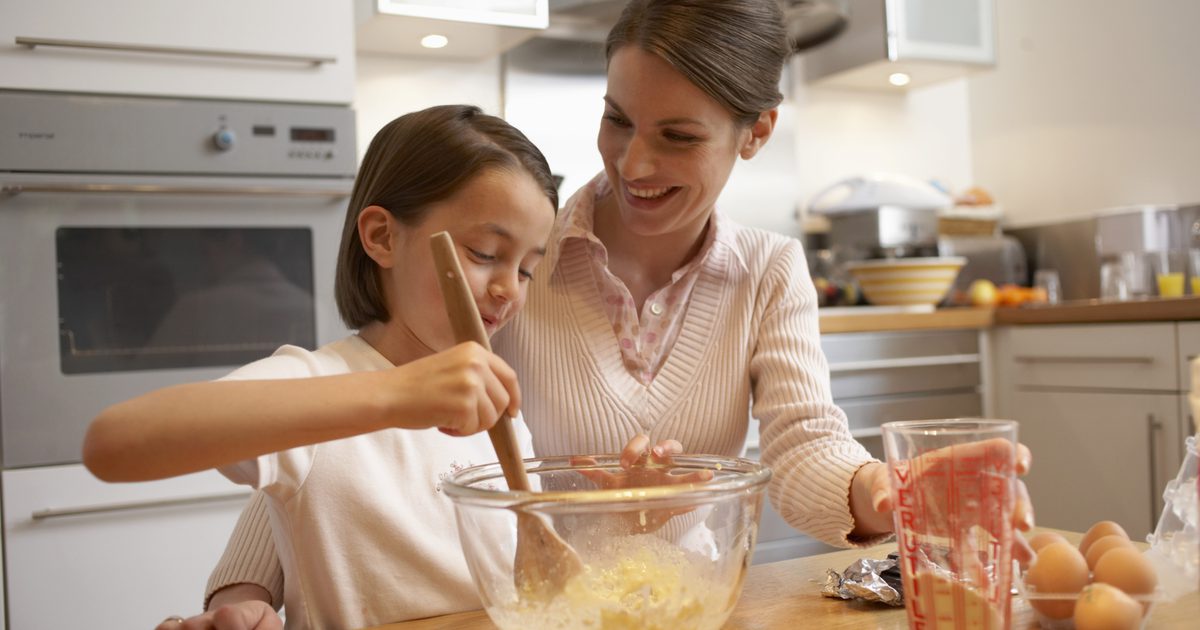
3,464,252,629
1179,321,1200,394
832,362,980,399
839,391,983,436
1004,323,1178,392
822,329,979,364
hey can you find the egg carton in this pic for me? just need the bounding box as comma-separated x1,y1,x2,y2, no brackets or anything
1015,571,1162,630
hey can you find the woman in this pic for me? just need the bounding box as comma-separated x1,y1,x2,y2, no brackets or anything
172,1,1032,627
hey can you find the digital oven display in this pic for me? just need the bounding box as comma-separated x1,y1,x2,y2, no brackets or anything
290,127,336,142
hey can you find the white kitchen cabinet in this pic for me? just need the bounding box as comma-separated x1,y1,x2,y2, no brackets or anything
1005,390,1179,540
803,0,995,90
3,465,252,629
0,0,354,104
356,0,547,59
992,322,1191,541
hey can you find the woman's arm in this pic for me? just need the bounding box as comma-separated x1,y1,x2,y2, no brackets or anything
83,341,520,482
749,239,893,547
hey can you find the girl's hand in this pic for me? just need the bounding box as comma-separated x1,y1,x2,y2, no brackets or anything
388,341,520,436
569,435,714,534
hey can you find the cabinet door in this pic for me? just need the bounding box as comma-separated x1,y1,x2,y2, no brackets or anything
891,0,995,64
0,0,353,103
1179,321,1200,393
3,465,253,629
1008,391,1178,540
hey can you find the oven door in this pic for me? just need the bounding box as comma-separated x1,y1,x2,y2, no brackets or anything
0,173,352,468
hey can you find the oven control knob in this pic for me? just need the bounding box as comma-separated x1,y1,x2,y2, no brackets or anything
212,128,237,151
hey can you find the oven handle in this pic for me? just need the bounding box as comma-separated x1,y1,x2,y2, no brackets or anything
16,36,336,66
2,183,351,198
31,490,255,521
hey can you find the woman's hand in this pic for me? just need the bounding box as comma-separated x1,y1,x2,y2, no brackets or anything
853,440,1036,565
387,341,520,436
569,434,714,534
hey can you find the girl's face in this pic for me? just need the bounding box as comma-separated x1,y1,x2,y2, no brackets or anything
388,168,555,351
597,46,771,240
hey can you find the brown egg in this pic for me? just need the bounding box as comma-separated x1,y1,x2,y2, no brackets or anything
1094,547,1158,596
1078,521,1129,557
1028,531,1070,552
1085,534,1136,571
1025,541,1090,619
1074,583,1143,630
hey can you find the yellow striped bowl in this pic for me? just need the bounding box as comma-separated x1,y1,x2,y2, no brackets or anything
844,257,966,306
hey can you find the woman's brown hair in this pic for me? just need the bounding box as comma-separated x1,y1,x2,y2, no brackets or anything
606,0,789,127
335,105,557,329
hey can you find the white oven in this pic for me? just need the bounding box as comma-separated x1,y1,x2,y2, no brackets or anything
0,90,356,468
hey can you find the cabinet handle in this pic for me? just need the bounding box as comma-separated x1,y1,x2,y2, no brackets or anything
31,490,253,521
828,353,980,373
16,36,336,66
1147,414,1163,528
1013,355,1154,365
2,182,351,198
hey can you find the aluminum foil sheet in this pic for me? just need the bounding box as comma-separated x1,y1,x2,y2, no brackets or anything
820,552,904,606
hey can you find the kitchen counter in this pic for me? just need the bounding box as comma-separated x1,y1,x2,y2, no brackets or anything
994,296,1200,325
818,297,1200,334
819,306,993,334
364,529,1199,629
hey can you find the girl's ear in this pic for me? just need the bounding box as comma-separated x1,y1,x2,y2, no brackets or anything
739,108,778,160
358,205,399,268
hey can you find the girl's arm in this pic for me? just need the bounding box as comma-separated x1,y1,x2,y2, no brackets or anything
83,341,520,482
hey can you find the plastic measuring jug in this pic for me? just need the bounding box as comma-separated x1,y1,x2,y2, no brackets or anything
882,419,1019,630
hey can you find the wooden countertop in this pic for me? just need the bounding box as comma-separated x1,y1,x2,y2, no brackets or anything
819,307,993,334
993,296,1200,325
818,297,1200,334
365,529,1198,630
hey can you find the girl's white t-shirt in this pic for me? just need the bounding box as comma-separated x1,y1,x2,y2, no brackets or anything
219,335,531,630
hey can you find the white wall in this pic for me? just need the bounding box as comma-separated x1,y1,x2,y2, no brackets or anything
788,59,975,223
353,53,503,161
968,0,1200,227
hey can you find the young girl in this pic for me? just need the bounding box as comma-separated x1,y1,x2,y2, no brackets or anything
82,104,558,629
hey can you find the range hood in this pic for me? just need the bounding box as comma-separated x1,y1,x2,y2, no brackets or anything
800,0,995,91
518,0,851,75
544,0,850,50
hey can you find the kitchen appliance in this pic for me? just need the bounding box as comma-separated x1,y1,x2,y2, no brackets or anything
0,90,356,468
808,173,951,260
938,233,1028,300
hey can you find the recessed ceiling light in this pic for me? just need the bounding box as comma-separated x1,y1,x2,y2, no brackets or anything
888,72,911,87
421,34,449,49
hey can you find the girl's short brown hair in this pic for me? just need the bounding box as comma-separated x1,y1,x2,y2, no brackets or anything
606,0,790,127
335,105,557,329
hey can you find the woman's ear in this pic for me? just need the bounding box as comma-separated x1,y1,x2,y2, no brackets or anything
358,205,399,268
739,108,778,160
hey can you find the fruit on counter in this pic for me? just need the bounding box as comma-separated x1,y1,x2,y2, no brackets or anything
1025,541,1090,619
995,283,1048,307
968,279,998,307
1078,520,1129,558
1073,583,1143,630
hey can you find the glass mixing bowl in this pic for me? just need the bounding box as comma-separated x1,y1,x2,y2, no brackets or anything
443,454,771,630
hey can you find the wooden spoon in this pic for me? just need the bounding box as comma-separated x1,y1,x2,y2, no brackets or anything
429,231,582,597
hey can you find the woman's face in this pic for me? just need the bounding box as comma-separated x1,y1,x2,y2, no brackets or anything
388,168,555,351
597,46,766,239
